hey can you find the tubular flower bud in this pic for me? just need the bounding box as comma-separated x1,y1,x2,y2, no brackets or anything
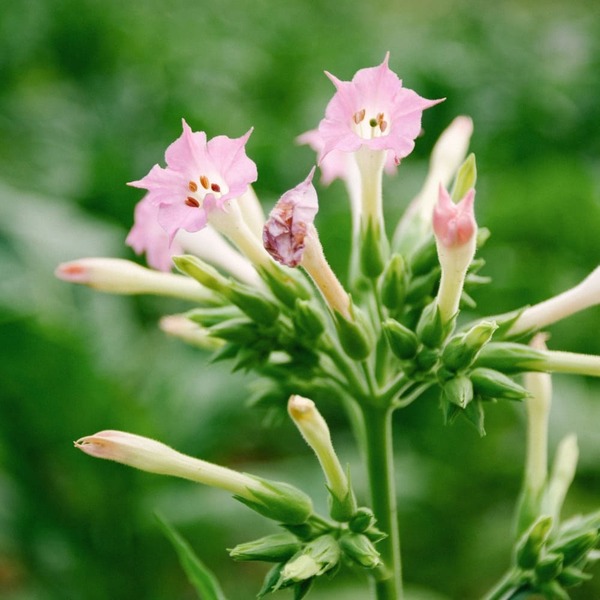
393,116,474,253
433,185,478,324
523,334,552,500
159,315,225,350
288,395,356,521
55,257,218,304
543,434,579,525
279,534,341,585
508,266,600,336
263,170,352,319
75,430,312,524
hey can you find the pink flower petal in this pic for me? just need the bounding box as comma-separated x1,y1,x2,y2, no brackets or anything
433,185,477,248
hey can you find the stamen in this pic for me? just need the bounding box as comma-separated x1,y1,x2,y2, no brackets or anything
188,181,198,192
200,175,210,189
376,113,388,132
210,183,221,193
353,109,366,124
185,196,201,208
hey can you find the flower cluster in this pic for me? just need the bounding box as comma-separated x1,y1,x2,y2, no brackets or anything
57,55,600,600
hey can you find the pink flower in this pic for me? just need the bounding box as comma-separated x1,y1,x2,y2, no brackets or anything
317,53,442,164
128,120,257,243
263,168,319,267
432,185,476,248
126,196,183,271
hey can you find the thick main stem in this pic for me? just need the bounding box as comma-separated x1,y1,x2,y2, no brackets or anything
362,405,402,600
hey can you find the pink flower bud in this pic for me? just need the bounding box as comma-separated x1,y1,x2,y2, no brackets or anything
433,185,476,248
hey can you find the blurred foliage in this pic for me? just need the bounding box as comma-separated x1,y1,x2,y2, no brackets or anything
1,0,599,598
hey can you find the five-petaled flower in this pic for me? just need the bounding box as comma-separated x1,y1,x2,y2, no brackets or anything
317,53,442,165
128,120,257,243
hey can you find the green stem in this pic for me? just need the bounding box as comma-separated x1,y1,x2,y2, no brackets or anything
482,568,520,600
362,405,402,600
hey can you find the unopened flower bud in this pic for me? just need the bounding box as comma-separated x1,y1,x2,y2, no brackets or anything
360,217,386,279
441,321,498,371
75,430,312,524
335,305,375,360
508,266,600,337
450,153,477,203
552,530,599,568
383,318,419,360
474,342,547,373
557,565,595,587
433,183,478,325
288,395,356,521
55,258,218,303
416,301,446,348
543,434,579,525
442,375,473,409
470,368,530,401
393,116,474,253
174,255,279,324
159,315,224,350
339,532,382,569
380,254,408,311
516,515,553,570
349,507,376,533
229,533,301,563
279,534,340,584
293,299,326,340
534,552,563,583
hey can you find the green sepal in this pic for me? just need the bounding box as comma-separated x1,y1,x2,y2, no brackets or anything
257,563,286,598
173,255,228,293
259,265,312,308
380,254,408,310
557,566,593,587
451,153,477,201
229,533,301,563
463,397,486,436
226,284,280,325
474,342,546,374
551,530,600,567
415,347,439,372
405,267,441,304
334,305,374,360
208,318,260,344
339,532,382,569
327,467,357,522
293,299,326,340
441,320,497,372
281,516,330,542
470,367,530,401
186,306,242,327
538,581,570,600
360,218,386,279
442,375,474,409
383,318,419,360
409,237,437,276
293,578,315,600
516,515,554,570
416,301,445,348
534,552,563,584
155,513,227,600
234,477,313,525
349,507,376,533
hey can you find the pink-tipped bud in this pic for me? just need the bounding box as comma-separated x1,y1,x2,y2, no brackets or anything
433,185,477,248
55,257,217,303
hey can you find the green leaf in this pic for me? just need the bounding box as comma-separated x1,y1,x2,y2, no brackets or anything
155,513,228,600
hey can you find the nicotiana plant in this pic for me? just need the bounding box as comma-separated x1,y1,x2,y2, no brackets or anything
57,54,600,600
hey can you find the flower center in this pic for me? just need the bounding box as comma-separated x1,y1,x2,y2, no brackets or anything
352,108,389,139
185,175,226,208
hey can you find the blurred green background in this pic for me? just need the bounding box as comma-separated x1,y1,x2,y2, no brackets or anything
1,0,599,598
